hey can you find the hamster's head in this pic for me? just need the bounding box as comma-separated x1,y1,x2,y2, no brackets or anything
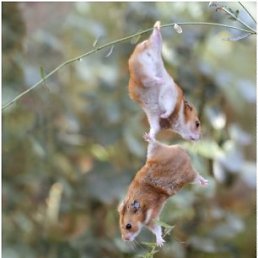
118,199,145,242
181,100,201,141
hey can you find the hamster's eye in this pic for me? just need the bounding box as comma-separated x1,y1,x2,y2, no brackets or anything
195,121,200,128
126,223,132,230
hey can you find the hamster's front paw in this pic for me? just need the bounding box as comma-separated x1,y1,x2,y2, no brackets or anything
160,110,171,119
156,237,165,247
155,77,164,85
143,132,154,143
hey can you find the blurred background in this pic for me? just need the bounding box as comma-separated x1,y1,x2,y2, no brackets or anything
2,2,256,258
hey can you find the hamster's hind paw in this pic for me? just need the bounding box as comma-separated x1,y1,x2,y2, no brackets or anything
195,175,208,187
154,21,161,30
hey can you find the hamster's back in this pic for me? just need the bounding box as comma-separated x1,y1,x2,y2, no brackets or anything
144,145,197,195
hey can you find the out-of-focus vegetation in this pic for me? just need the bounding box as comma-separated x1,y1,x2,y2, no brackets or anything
2,2,256,258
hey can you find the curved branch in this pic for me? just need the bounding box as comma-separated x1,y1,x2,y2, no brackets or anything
2,21,256,111
238,1,257,24
221,5,256,33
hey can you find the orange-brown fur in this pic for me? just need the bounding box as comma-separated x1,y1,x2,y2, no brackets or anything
128,44,154,104
118,139,207,244
160,85,200,132
127,21,201,140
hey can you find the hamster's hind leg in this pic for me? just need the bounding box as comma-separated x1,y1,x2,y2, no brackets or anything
143,132,162,160
159,90,176,119
144,112,160,140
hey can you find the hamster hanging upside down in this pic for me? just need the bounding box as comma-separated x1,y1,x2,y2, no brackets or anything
118,135,208,246
128,21,201,140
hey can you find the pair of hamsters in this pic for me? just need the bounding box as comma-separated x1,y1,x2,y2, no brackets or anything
118,21,208,246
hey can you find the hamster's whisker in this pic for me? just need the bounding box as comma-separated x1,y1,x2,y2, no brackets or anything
134,240,139,249
134,239,143,249
125,240,136,250
173,236,187,245
136,240,146,250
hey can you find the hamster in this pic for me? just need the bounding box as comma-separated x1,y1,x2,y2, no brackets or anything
128,21,201,141
118,134,208,246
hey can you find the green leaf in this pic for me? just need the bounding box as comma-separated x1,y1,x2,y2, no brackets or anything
39,66,46,81
130,34,141,44
155,220,175,230
39,65,49,90
141,242,157,248
182,140,223,159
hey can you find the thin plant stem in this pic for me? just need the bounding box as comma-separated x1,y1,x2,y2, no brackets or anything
221,5,256,33
161,21,255,34
238,1,257,24
2,21,256,111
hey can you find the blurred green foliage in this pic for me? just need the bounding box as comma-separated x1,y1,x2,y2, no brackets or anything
2,2,256,258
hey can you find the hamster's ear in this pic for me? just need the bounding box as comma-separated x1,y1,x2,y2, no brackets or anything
118,200,125,213
131,200,140,212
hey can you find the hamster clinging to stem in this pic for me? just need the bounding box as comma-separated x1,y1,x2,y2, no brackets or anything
128,21,201,141
118,134,208,246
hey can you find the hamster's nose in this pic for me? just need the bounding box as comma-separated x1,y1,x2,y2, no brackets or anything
122,234,132,241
